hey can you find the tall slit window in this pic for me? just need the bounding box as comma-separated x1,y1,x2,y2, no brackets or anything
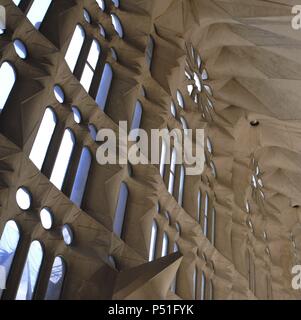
160,138,167,178
146,36,154,69
149,220,158,261
26,0,53,29
29,107,57,170
95,63,113,111
70,147,92,207
80,40,101,92
211,208,216,245
45,256,66,300
0,62,16,113
16,241,43,300
161,232,169,257
193,267,197,300
178,165,185,206
203,193,208,237
130,100,143,131
0,221,20,298
197,190,202,223
201,272,206,300
113,182,128,238
65,25,85,72
168,148,177,195
50,129,75,190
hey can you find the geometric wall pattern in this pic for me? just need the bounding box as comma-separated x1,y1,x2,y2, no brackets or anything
0,0,301,300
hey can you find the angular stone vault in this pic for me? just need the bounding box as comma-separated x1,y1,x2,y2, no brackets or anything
0,0,300,300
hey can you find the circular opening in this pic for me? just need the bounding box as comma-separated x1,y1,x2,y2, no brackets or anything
83,9,91,23
72,106,82,124
250,120,259,127
13,39,27,59
16,187,32,210
53,85,65,103
62,224,74,246
293,205,300,208
40,208,53,230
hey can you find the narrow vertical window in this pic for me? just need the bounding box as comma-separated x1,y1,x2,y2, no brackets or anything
200,272,206,300
29,107,57,170
95,63,113,111
16,241,43,300
193,267,197,300
130,100,143,131
0,62,16,112
0,221,20,298
146,36,154,69
50,129,75,190
149,220,158,262
204,193,208,237
197,190,201,223
80,40,101,92
65,25,85,72
178,165,185,206
168,148,177,195
70,147,92,207
160,139,167,178
113,182,128,238
26,0,53,29
161,232,169,257
211,208,216,245
44,256,66,300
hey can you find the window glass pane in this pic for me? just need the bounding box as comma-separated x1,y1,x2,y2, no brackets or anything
160,139,167,177
178,165,185,206
130,100,142,131
149,220,157,261
113,182,128,237
29,108,57,170
0,221,20,298
65,25,85,72
16,241,43,300
27,0,53,29
96,63,113,111
44,257,65,300
13,0,22,5
111,14,123,38
161,232,169,257
50,129,75,190
87,40,100,70
0,62,16,112
146,36,154,69
70,147,91,207
13,39,28,59
80,64,94,92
